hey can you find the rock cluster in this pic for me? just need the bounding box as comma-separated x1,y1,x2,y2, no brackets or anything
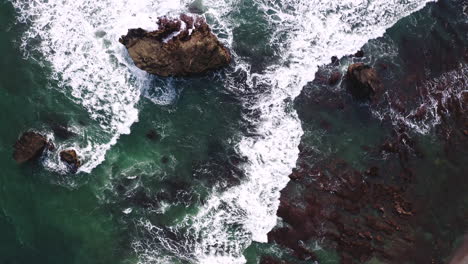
13,131,82,173
119,14,231,77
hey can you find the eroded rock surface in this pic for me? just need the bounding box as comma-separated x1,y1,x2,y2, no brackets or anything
13,132,52,163
346,63,382,100
60,149,81,173
119,15,231,77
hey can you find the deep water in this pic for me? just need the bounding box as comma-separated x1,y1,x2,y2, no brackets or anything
0,0,466,264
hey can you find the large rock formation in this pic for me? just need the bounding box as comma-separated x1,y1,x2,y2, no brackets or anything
119,15,231,77
346,63,382,100
13,132,52,163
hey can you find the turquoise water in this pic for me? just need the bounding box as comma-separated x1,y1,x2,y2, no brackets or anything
1,0,466,263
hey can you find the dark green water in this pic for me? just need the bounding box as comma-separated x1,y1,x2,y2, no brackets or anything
0,0,466,263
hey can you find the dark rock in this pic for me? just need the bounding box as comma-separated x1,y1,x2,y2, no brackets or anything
346,63,381,100
355,50,365,57
161,156,170,164
47,140,56,151
146,129,161,141
331,56,339,65
13,132,49,163
52,125,77,140
60,149,81,173
126,189,159,209
365,167,379,177
119,15,231,77
329,71,342,86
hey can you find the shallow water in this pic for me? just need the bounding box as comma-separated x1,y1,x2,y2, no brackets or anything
1,0,464,263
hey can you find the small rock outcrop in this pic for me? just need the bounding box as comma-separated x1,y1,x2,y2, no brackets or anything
119,15,231,77
346,63,382,100
328,71,342,86
60,149,81,173
13,132,52,163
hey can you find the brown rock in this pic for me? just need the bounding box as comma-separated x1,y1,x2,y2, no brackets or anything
13,132,49,163
119,15,231,77
329,72,342,86
346,63,382,100
60,149,81,172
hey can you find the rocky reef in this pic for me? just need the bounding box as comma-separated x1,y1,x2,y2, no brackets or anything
263,1,468,262
119,15,231,77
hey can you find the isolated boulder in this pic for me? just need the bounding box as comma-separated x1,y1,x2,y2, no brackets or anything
60,149,81,173
119,14,231,77
13,132,51,163
346,63,382,100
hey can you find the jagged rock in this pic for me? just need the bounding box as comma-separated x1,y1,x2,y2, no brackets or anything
355,50,365,57
60,149,81,173
119,14,231,77
13,132,51,163
331,56,339,65
51,124,77,140
346,63,382,100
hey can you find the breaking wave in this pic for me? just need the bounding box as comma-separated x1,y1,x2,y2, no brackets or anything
11,0,436,263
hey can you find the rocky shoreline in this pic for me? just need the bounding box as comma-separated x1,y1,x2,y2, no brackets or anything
262,1,468,263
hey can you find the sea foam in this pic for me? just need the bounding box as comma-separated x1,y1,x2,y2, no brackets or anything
12,0,436,263
10,0,185,173
133,0,436,263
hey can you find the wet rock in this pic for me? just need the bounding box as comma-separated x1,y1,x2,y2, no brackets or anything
161,156,170,164
346,63,382,100
381,141,398,153
60,149,81,173
331,56,339,65
365,167,379,177
268,157,422,263
354,50,365,57
52,125,77,140
188,0,205,14
13,132,50,163
119,15,231,77
328,71,342,86
126,189,159,209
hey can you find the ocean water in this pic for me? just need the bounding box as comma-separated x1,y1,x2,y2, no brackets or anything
0,0,464,263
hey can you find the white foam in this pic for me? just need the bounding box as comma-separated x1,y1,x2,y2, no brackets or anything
12,0,437,262
379,66,468,134
11,0,186,173
134,0,436,263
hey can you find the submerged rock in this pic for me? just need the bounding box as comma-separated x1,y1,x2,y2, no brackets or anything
51,124,77,140
346,63,382,100
60,149,81,173
13,132,51,163
119,15,231,77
